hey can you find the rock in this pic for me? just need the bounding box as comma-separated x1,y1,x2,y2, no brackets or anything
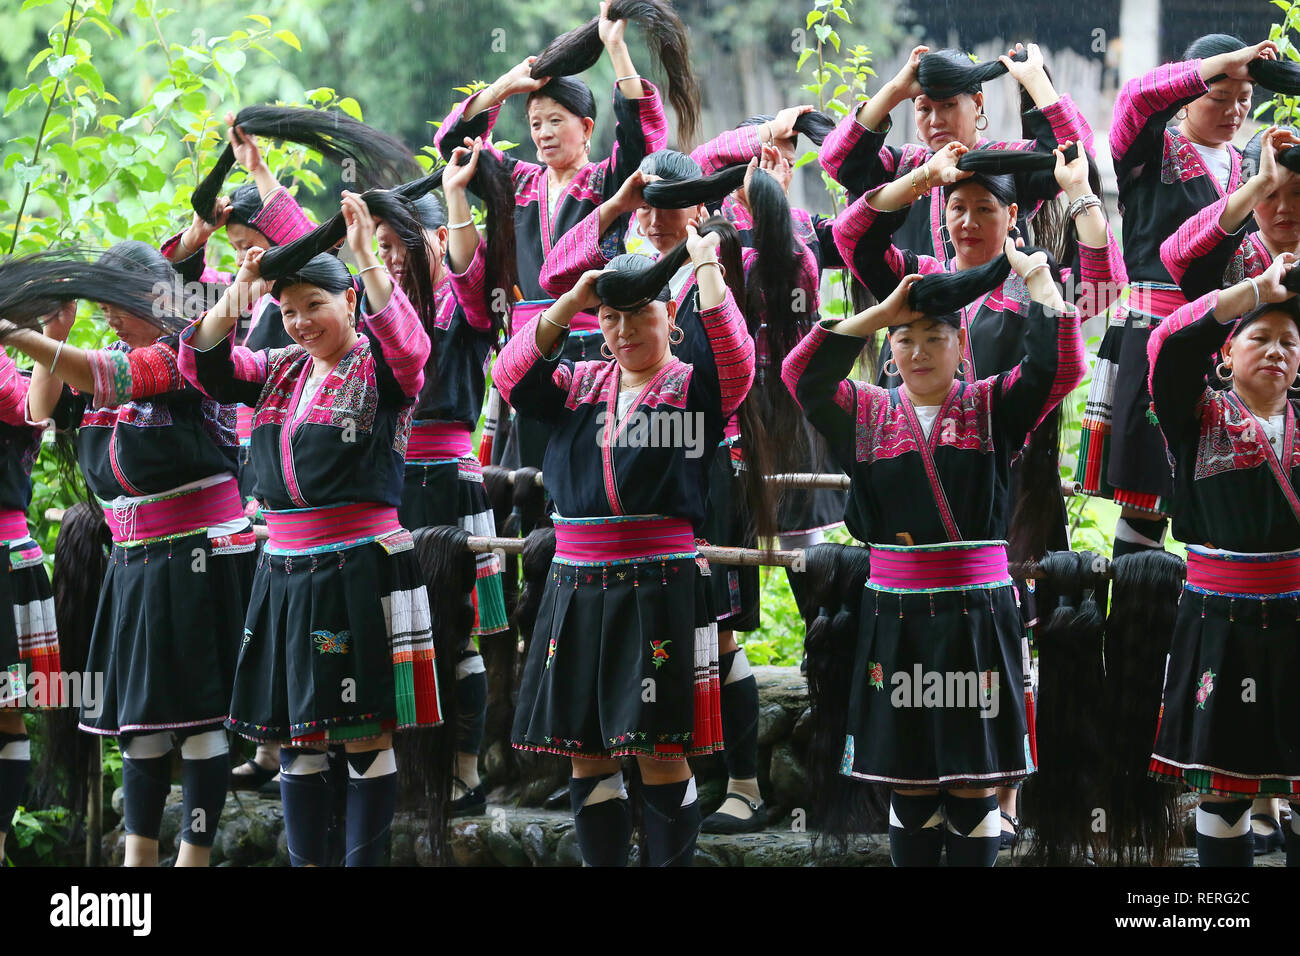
521,823,548,866
486,822,528,867
754,665,809,713
768,742,810,810
695,775,726,816
101,828,125,868
554,829,583,867
414,831,434,867
449,820,490,867
691,844,723,867
220,808,274,866
158,798,183,855
390,815,417,866
482,741,508,783
792,707,813,748
110,786,125,817
757,702,792,746
274,829,290,867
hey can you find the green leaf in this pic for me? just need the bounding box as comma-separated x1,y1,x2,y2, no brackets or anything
828,31,841,53
814,23,831,42
13,161,44,186
337,96,362,120
103,205,128,238
71,63,105,99
48,143,79,177
245,13,271,26
833,6,851,20
25,48,53,76
795,48,813,71
306,87,335,104
793,149,818,169
805,10,823,27
46,54,75,80
20,0,58,11
273,29,300,51
1272,0,1291,10
4,84,36,117
214,48,246,75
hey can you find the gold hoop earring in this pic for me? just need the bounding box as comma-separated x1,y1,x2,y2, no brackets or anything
601,341,614,360
884,357,900,377
974,113,988,131
668,324,684,346
1290,375,1300,394
1215,361,1232,383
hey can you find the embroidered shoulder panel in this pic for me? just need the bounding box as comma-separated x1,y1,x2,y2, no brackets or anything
565,360,618,410
855,381,994,463
640,361,691,411
1161,130,1233,187
1194,391,1300,479
254,341,378,435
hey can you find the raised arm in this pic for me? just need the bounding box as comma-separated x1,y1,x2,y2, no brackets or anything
1159,197,1245,300
831,186,941,300
688,224,754,418
1111,61,1210,176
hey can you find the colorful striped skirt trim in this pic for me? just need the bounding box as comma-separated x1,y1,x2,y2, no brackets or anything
867,541,1011,594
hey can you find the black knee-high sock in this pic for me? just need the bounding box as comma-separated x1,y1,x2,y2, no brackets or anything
0,733,31,838
122,753,172,840
179,753,228,848
569,773,631,866
719,650,758,781
1196,800,1254,868
1287,809,1300,867
1112,516,1168,559
455,665,488,757
888,791,944,867
641,778,701,867
279,749,333,867
344,749,397,867
943,792,1001,867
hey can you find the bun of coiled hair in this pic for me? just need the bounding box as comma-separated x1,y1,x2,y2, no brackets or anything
191,105,420,222
1241,124,1300,178
530,0,700,145
641,164,748,209
1185,33,1300,95
739,110,837,146
916,47,1028,100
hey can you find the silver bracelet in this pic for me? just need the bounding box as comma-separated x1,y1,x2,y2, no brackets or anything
1023,262,1052,284
614,73,641,84
357,264,387,278
1066,193,1103,219
49,340,66,375
448,217,476,230
540,310,571,332
1248,276,1261,312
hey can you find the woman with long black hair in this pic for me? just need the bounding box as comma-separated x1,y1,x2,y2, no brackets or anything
494,218,753,865
1076,35,1281,558
783,239,1085,866
179,189,441,866
820,42,1093,264
0,243,254,867
435,1,678,468
1146,253,1300,866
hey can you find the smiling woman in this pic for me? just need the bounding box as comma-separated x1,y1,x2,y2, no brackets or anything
177,189,442,868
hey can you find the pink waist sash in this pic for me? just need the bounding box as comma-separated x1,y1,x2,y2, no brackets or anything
1185,547,1300,599
263,502,403,554
0,509,30,542
103,479,245,544
868,542,1011,593
512,299,601,336
1125,283,1187,321
236,406,254,444
553,515,697,566
407,422,473,461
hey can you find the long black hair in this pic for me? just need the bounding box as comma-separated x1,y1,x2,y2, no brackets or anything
1020,550,1109,865
739,110,837,147
0,247,185,335
529,0,700,145
191,105,419,222
1187,33,1300,95
1102,550,1185,865
916,47,1029,100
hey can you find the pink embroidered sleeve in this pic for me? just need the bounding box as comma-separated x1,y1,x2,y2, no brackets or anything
86,342,187,408
159,230,233,285
248,186,315,246
178,317,271,404
362,282,432,399
999,303,1085,433
1075,229,1128,319
697,287,755,419
1111,60,1208,164
492,313,574,409
1160,198,1232,287
447,236,494,332
831,193,912,283
1147,290,1220,394
0,351,30,427
690,125,763,175
606,81,667,182
781,321,855,418
819,112,872,185
1035,95,1095,159
540,207,611,297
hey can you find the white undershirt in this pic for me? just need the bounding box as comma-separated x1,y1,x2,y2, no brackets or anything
294,370,328,420
914,404,941,439
616,389,637,423
1253,412,1285,457
1194,144,1231,190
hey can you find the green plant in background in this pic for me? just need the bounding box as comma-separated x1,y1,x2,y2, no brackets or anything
5,804,74,866
1262,0,1300,126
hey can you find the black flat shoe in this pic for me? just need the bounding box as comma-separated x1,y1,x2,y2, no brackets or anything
999,811,1020,851
448,779,487,818
230,759,277,792
1252,813,1284,855
701,793,767,834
